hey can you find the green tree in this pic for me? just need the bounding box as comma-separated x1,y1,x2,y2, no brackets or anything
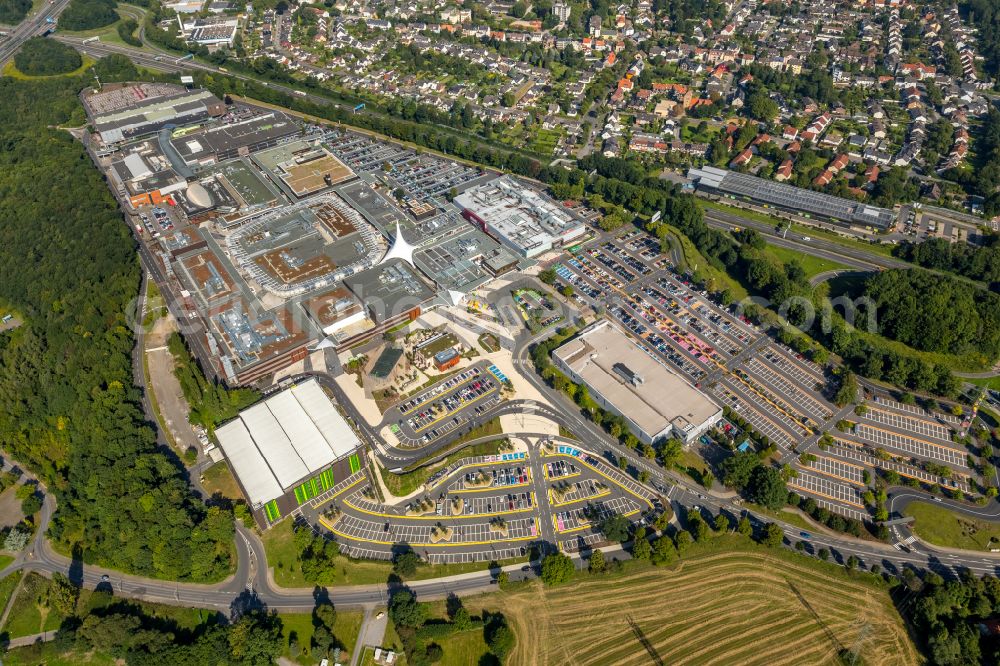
389,590,426,628
760,522,783,547
632,535,652,560
588,549,606,574
601,513,630,542
540,552,575,585
48,572,80,616
747,466,788,510
487,620,516,662
721,452,761,490
650,536,677,566
394,551,421,578
228,611,284,666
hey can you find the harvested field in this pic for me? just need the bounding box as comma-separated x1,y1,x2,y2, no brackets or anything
489,539,918,666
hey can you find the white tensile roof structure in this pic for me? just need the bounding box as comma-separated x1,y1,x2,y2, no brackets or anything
380,221,415,266
215,378,360,507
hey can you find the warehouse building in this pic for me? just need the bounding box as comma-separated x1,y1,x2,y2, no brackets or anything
455,177,586,258
169,111,300,167
688,166,897,230
553,320,722,445
88,87,226,145
215,379,363,527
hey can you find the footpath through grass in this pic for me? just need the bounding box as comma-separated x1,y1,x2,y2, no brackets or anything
904,500,1000,551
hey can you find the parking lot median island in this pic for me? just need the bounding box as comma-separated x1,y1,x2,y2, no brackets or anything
406,498,437,517
429,525,454,543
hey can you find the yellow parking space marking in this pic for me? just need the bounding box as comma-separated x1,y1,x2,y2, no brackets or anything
343,498,534,520
546,452,653,508
322,520,538,547
414,388,497,433
550,489,612,507
450,479,532,493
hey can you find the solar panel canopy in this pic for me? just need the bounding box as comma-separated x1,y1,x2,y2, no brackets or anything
215,378,361,507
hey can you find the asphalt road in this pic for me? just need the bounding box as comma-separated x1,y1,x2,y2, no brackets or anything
0,0,71,64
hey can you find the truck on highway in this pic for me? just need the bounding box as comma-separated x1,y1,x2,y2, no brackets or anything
82,36,99,43
293,90,307,96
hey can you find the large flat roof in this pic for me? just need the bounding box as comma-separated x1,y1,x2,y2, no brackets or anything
455,176,585,256
215,378,361,507
689,166,897,229
553,320,720,440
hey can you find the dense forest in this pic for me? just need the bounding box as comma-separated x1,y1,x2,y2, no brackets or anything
59,0,118,30
13,38,82,76
893,235,1000,288
0,64,232,580
861,269,1000,359
0,0,31,24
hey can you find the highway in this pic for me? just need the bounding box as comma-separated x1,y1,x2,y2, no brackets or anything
0,0,71,64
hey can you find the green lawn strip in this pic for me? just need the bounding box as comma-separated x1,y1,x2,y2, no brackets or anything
3,644,117,666
904,500,1000,551
699,200,897,259
263,519,522,588
0,553,13,570
966,376,1000,391
418,599,491,665
2,573,54,638
766,244,850,280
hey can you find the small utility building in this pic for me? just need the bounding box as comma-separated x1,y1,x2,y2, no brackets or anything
215,378,363,527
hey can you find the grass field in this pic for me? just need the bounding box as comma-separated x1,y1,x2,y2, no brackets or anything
904,500,1000,551
461,536,918,666
767,245,850,280
201,461,242,500
279,611,364,665
2,55,96,80
2,573,66,638
966,375,1000,391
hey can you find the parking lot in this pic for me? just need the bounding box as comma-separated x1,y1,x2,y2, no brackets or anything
384,363,503,443
805,455,866,486
852,423,968,469
549,477,611,505
788,471,866,508
862,406,953,441
461,491,536,515
449,465,532,492
325,131,490,200
743,358,832,424
554,496,641,534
